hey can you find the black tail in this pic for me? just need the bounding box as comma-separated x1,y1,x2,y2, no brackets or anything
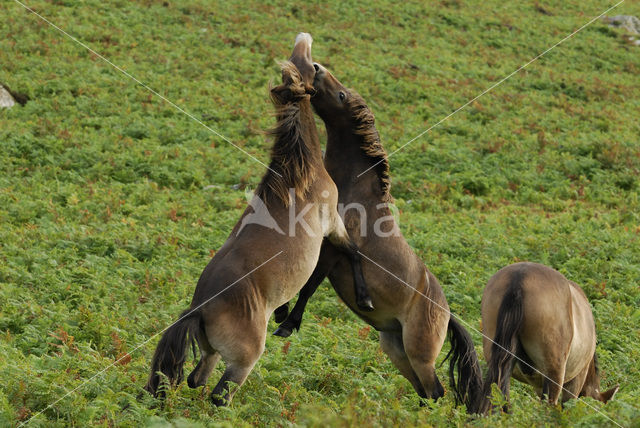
446,317,484,413
478,272,525,414
144,309,200,397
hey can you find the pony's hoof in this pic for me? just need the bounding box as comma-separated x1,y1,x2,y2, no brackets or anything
273,325,293,337
187,374,200,389
211,395,228,407
357,298,375,312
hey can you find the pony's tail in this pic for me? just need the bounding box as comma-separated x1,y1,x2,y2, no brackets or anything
446,317,484,413
478,273,525,414
144,309,200,397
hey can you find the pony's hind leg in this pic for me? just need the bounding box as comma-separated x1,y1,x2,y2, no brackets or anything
210,359,259,406
188,352,221,389
537,338,569,405
406,354,445,401
403,321,447,401
380,331,428,400
187,326,221,389
541,361,566,405
207,313,267,406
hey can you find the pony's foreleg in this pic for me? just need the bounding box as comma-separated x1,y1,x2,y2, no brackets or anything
560,366,588,404
326,219,374,311
273,303,289,323
273,242,337,337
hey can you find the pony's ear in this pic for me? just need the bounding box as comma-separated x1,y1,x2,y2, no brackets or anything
599,385,619,403
278,61,301,87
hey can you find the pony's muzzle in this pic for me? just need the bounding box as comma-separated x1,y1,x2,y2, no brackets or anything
294,32,313,49
290,33,315,84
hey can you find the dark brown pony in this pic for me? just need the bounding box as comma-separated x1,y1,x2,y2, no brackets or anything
273,38,484,411
478,262,619,413
144,35,372,405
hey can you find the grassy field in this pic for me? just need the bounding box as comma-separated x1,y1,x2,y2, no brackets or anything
1,0,640,426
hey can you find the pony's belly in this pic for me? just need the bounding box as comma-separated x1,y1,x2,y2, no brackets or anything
267,239,324,310
565,337,594,382
327,257,406,332
565,287,596,382
230,205,326,310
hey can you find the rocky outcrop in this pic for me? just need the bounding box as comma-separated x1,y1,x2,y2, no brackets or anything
603,15,640,46
604,15,640,35
0,84,29,108
0,85,15,108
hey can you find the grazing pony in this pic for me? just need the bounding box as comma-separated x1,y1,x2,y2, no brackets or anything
479,262,619,413
273,37,484,411
144,36,372,405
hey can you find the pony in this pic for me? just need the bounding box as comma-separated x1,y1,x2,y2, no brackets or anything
144,34,372,405
273,37,484,411
478,262,619,413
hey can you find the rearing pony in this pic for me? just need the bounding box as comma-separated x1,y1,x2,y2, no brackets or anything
479,262,619,413
144,34,372,405
274,37,484,411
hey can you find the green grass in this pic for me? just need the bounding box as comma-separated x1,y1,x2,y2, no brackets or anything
1,0,639,426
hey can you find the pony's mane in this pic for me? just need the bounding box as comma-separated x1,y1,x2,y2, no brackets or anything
345,92,392,202
256,61,320,206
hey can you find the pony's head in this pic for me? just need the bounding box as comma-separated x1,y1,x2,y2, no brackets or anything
287,32,351,124
308,62,356,126
289,33,316,86
271,32,317,107
289,34,391,201
580,353,619,403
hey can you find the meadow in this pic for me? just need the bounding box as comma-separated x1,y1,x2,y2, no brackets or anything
1,0,639,426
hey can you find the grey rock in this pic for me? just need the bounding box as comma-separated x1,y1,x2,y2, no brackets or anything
604,15,640,35
0,86,15,108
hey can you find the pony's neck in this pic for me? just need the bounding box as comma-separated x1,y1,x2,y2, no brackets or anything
258,98,322,206
299,101,323,159
324,126,384,201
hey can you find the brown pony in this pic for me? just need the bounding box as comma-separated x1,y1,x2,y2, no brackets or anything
273,37,484,411
144,34,372,405
478,262,619,413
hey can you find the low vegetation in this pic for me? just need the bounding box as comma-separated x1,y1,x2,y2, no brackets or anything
1,0,639,426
